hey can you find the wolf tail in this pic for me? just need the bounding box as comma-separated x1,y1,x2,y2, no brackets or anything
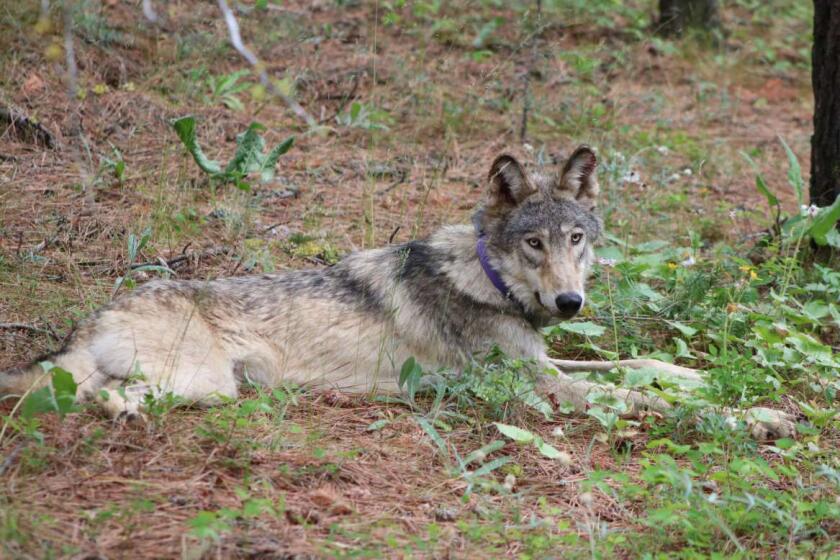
0,361,50,397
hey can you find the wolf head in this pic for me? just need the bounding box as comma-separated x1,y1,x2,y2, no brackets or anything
473,146,602,324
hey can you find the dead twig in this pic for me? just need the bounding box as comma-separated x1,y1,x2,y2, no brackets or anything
0,323,58,338
217,0,318,129
0,442,27,476
130,246,230,271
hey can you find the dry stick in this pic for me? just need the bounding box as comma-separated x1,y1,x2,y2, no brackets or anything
129,246,230,271
519,0,542,142
0,323,57,338
0,107,56,148
142,0,158,23
216,0,317,129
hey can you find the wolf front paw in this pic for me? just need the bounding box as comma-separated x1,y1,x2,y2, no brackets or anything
114,408,148,425
743,407,797,441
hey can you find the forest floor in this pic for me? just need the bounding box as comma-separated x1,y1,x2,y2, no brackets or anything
2,1,837,558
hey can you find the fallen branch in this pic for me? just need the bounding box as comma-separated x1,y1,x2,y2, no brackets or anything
0,107,56,148
217,0,318,129
0,322,58,338
130,246,230,271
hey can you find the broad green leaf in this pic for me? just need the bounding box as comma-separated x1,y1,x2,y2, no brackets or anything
366,419,389,431
20,365,78,420
50,367,78,418
808,196,840,246
225,123,267,177
464,440,505,465
416,416,448,457
594,246,623,262
535,438,564,459
666,320,697,337
587,407,619,430
470,456,512,477
755,174,778,207
673,338,694,359
647,437,691,455
170,116,222,175
623,367,658,388
825,227,840,248
260,136,294,182
634,240,670,253
20,386,56,419
741,151,778,208
494,422,535,443
398,356,416,389
786,332,836,365
778,136,804,206
802,300,830,322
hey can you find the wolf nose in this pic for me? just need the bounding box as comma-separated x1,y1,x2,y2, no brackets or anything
555,292,583,316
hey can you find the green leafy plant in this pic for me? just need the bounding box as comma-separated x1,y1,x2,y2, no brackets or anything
744,138,840,248
205,69,251,111
170,116,294,190
335,102,393,131
20,362,78,421
114,226,173,294
494,422,569,461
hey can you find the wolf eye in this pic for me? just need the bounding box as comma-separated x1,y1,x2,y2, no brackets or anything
526,238,543,250
570,232,584,245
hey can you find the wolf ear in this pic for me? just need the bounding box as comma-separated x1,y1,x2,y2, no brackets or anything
487,154,535,209
554,145,599,209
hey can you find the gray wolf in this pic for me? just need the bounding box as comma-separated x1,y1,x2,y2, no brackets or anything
0,146,793,439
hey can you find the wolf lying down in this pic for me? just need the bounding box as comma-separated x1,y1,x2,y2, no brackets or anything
1,146,794,439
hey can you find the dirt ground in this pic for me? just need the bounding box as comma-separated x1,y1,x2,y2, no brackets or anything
0,1,820,557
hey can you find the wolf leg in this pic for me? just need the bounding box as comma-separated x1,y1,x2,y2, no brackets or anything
545,359,797,439
82,307,240,420
537,367,670,417
548,358,703,383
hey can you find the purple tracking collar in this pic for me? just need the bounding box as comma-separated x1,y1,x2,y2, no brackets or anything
476,235,512,299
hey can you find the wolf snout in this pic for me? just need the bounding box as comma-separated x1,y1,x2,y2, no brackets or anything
555,292,583,318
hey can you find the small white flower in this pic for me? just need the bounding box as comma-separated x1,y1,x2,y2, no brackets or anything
668,173,681,182
682,168,693,176
556,451,572,467
707,492,719,504
598,257,617,267
728,209,738,220
503,474,516,491
622,170,642,184
680,256,696,267
806,204,819,218
656,145,670,155
551,426,565,438
523,143,534,153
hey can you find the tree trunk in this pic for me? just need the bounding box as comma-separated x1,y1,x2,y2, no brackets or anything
811,0,840,209
657,0,720,36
